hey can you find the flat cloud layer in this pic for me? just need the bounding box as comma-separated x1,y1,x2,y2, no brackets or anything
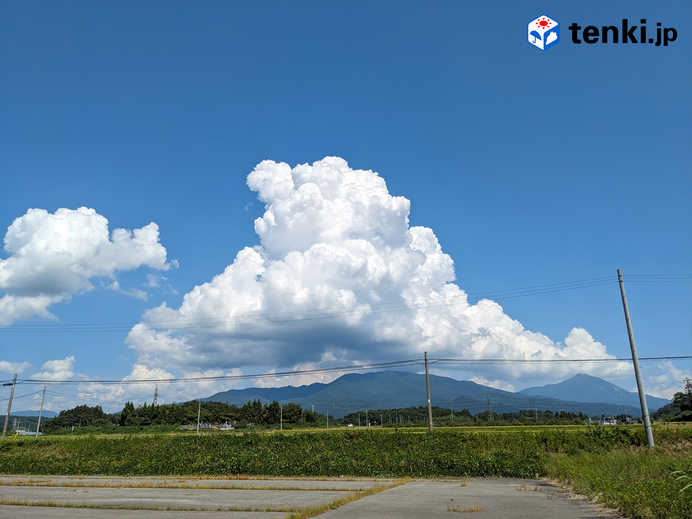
127,157,632,385
0,207,170,325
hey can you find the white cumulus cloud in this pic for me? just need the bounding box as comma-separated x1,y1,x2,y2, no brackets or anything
642,361,688,400
0,207,171,325
0,360,33,375
125,157,631,387
32,356,76,381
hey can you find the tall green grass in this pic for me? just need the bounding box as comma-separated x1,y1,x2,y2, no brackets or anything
2,427,688,478
547,452,691,519
0,429,545,478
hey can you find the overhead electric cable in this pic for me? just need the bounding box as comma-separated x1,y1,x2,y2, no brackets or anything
0,389,43,402
44,389,128,405
2,274,669,334
429,355,692,365
4,355,689,386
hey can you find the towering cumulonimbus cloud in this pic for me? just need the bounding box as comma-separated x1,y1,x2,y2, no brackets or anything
0,207,171,325
127,157,630,384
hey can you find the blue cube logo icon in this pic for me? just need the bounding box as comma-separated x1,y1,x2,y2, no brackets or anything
528,15,560,51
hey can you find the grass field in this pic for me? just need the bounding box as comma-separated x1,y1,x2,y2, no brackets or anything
1,425,690,518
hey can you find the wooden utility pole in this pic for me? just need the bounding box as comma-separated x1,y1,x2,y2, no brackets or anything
35,386,46,439
617,269,654,448
2,374,17,440
425,352,433,432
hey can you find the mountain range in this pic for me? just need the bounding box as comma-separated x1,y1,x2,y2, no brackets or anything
2,410,58,418
202,371,669,419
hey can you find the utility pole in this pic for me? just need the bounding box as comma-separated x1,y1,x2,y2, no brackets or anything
196,401,201,436
35,386,46,439
487,396,493,420
425,352,433,432
153,384,158,407
365,407,368,426
2,374,17,440
618,269,654,448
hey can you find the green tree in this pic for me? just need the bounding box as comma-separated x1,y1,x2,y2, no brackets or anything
43,405,112,433
241,399,264,425
282,402,302,424
265,401,281,424
119,401,135,426
673,377,692,412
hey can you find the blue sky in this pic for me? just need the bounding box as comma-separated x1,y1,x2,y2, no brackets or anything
1,1,690,413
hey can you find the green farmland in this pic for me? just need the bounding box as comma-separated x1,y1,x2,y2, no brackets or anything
1,426,691,518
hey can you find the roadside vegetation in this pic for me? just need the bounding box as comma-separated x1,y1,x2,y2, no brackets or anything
547,447,691,518
1,425,690,517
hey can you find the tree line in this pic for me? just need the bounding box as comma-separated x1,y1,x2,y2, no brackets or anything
341,406,589,427
41,400,593,433
41,399,320,433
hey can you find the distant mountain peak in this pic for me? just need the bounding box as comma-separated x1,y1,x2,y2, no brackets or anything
201,370,669,418
519,373,668,409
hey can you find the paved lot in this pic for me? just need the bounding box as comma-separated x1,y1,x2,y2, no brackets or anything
0,510,285,519
0,475,386,490
323,478,619,518
0,485,347,509
0,476,620,518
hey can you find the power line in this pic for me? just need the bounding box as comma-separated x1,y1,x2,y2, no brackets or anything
5,274,687,334
4,359,422,385
429,355,692,365
45,390,128,405
0,389,43,402
4,355,689,386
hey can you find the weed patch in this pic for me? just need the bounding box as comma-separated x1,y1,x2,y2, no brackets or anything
546,452,692,518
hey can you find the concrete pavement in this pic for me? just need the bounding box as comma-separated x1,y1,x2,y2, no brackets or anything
0,475,387,490
322,478,620,518
0,475,620,518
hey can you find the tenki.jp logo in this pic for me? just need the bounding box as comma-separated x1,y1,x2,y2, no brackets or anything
528,15,560,51
528,15,678,50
